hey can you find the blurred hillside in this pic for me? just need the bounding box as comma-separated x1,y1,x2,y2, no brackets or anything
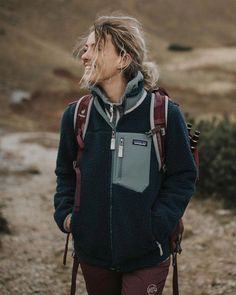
0,0,236,131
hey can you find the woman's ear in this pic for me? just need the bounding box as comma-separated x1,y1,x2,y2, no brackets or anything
118,53,132,70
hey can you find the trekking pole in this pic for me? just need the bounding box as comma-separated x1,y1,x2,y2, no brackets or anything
187,123,192,135
172,233,183,295
190,130,200,151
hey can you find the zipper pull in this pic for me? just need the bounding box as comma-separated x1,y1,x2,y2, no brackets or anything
155,241,163,256
109,104,114,123
110,130,116,150
118,138,124,158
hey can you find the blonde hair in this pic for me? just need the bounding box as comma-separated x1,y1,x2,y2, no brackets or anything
73,14,159,90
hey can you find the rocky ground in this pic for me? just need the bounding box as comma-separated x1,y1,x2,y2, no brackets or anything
0,131,236,295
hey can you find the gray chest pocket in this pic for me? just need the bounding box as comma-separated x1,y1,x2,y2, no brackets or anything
112,132,151,193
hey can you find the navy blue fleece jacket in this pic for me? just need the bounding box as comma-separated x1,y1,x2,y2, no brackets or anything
54,73,197,272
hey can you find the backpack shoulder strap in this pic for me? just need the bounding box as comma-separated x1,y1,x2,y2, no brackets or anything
65,94,93,294
73,94,93,150
63,95,93,268
149,89,169,172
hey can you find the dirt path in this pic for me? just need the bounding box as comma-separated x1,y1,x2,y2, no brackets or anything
0,132,86,295
165,47,236,71
0,132,236,295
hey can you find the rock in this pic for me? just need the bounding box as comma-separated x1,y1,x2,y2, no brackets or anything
215,209,231,216
10,90,30,105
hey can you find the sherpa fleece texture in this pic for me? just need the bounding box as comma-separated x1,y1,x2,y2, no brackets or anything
54,74,197,272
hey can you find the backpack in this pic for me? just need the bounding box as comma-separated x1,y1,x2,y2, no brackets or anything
63,88,200,295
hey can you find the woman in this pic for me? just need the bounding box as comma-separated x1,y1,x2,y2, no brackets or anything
54,14,197,295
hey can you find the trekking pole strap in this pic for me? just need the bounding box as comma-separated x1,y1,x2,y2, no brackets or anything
63,233,70,266
70,255,79,295
172,253,179,295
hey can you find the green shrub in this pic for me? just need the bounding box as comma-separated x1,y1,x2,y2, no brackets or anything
190,115,236,207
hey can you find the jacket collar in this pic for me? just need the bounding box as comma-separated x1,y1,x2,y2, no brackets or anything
89,71,146,114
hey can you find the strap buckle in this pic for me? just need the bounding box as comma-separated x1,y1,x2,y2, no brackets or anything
73,161,78,169
145,126,161,137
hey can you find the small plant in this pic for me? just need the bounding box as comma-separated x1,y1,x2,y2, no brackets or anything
190,114,236,207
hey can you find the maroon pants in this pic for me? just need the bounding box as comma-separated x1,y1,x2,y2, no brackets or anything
80,258,170,295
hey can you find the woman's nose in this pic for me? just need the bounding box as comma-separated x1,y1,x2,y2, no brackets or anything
81,49,92,63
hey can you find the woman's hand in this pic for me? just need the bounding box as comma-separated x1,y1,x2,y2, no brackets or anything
63,214,72,232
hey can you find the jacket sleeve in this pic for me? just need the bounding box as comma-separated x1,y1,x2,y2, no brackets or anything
53,104,77,233
151,101,197,242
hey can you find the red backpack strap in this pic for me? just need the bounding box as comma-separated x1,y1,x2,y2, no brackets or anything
72,94,93,212
74,94,93,151
63,94,93,295
148,89,168,172
150,89,183,295
63,94,93,260
154,91,167,172
152,86,170,97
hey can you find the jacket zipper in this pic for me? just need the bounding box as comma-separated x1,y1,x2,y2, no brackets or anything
110,130,116,150
110,128,116,264
117,137,124,178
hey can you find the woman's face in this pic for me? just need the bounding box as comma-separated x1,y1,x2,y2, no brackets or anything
81,31,123,84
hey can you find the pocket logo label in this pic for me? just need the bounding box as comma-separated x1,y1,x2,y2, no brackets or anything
132,139,148,146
